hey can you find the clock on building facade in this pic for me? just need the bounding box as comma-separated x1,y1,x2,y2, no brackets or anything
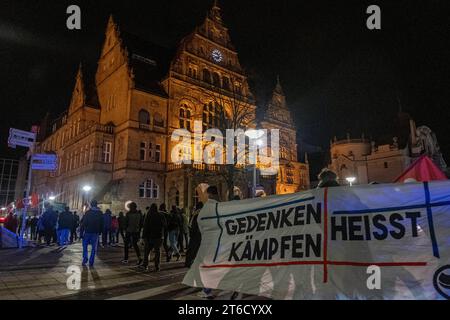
211,49,223,63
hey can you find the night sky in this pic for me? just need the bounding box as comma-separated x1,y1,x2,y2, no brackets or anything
1,0,449,172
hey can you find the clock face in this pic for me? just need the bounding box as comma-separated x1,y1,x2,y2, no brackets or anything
211,49,223,63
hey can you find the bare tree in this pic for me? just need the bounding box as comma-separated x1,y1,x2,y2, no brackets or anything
183,79,257,201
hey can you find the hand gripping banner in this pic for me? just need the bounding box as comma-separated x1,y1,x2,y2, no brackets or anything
183,181,450,299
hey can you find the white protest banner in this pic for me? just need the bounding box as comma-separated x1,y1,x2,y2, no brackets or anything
183,181,450,300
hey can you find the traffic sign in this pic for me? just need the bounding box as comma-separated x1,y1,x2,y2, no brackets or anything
8,128,36,148
31,154,58,171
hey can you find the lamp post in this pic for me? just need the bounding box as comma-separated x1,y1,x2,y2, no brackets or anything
246,129,264,198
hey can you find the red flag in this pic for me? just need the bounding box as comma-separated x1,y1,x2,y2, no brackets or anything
394,155,448,183
31,193,39,208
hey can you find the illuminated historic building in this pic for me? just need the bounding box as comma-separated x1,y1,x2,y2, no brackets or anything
32,3,309,212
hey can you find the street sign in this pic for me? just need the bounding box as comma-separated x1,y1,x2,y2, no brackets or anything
31,154,58,171
8,128,36,148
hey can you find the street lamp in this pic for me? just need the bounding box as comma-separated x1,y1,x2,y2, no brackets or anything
48,196,56,201
346,176,356,187
246,129,265,198
82,185,92,211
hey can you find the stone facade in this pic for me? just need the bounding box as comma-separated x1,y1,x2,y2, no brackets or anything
32,3,309,213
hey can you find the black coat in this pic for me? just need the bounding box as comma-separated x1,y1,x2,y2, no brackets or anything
81,208,104,234
185,213,201,268
142,212,167,239
58,210,74,230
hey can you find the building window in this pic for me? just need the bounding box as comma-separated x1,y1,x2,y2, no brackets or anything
138,109,150,129
148,142,153,160
203,102,224,130
384,162,388,169
154,113,164,127
212,72,221,87
139,179,159,199
222,77,230,90
175,190,180,206
179,105,192,130
203,69,211,84
140,142,147,161
103,142,112,163
188,65,198,79
155,144,161,163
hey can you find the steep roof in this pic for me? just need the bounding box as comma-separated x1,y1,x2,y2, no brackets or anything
121,31,175,97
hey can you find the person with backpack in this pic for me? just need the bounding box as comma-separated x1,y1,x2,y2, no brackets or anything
122,202,143,265
140,203,167,272
81,200,104,267
167,205,182,261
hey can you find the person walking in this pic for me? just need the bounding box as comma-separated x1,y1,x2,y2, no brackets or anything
81,200,104,267
122,202,143,265
140,203,167,272
185,202,203,268
167,205,182,262
102,209,112,247
29,214,39,241
57,207,74,246
159,204,171,261
110,215,118,246
70,211,80,243
178,209,189,253
41,203,58,246
117,212,125,245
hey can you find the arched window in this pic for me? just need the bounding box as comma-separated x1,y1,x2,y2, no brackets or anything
138,109,150,128
222,77,230,90
203,69,211,84
212,72,221,87
203,102,224,130
139,179,159,199
179,104,192,130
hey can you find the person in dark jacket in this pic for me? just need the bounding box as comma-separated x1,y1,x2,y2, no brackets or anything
167,205,182,261
70,211,80,243
81,200,104,267
159,204,171,262
102,209,112,247
117,212,125,245
140,203,167,271
41,203,58,246
122,202,143,265
29,214,39,241
185,202,203,268
317,168,340,188
57,207,74,246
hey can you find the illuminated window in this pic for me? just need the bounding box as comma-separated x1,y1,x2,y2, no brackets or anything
179,104,192,130
102,142,112,163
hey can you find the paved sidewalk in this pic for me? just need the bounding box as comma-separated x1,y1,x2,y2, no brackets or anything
0,242,197,300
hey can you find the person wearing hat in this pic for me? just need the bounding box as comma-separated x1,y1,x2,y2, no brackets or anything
80,200,104,267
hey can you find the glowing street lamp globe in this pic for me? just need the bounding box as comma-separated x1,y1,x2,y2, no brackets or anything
82,185,92,192
346,176,356,186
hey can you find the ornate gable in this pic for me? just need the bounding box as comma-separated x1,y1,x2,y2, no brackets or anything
68,64,85,115
264,77,294,127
